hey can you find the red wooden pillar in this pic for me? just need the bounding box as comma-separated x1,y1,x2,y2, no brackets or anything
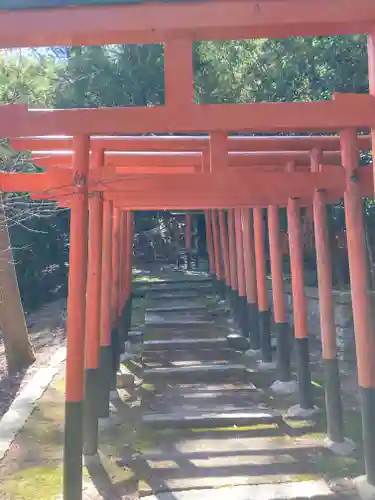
287,197,314,409
204,210,215,276
123,211,134,338
341,128,375,485
111,207,121,377
253,207,272,362
234,208,248,336
185,213,192,270
83,148,103,457
268,205,291,382
63,135,89,500
97,199,113,418
368,33,375,192
242,208,260,350
227,208,239,314
117,211,127,348
218,209,230,291
311,148,345,445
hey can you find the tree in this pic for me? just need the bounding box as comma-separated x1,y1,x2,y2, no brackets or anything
0,204,35,373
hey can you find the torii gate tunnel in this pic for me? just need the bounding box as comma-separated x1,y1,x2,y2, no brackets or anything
2,1,375,499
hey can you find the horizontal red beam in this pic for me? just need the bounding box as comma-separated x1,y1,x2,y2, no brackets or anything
31,150,342,168
10,134,373,153
1,167,372,196
4,94,375,137
0,1,374,48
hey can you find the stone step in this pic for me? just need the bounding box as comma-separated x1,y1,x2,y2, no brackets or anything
140,480,337,499
147,305,207,313
142,433,326,457
143,386,263,411
148,292,202,301
136,277,211,288
142,347,239,364
145,315,213,326
144,326,226,341
142,407,281,429
143,338,229,352
145,299,204,309
147,282,213,292
143,363,248,384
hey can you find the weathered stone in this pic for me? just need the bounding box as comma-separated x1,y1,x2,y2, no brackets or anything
226,333,250,350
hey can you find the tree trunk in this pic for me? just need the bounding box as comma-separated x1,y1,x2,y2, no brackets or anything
0,206,35,374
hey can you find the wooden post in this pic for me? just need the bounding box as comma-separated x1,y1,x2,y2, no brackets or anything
242,208,261,350
253,207,272,362
341,128,375,484
311,148,345,445
228,208,239,317
234,208,248,336
98,199,113,418
204,210,215,277
63,135,89,500
268,205,291,381
287,197,314,409
83,149,103,457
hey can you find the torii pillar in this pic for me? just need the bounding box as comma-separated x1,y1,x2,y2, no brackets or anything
63,136,89,500
341,128,375,493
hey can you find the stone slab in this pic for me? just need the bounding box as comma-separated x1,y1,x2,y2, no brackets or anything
141,480,335,499
143,338,228,351
142,408,281,429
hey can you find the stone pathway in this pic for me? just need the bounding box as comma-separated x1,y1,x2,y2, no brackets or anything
129,274,357,499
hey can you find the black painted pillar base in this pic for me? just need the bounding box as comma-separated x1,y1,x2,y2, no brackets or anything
323,357,344,443
359,387,375,486
247,302,261,350
117,314,126,354
275,322,292,382
295,337,314,409
259,310,272,362
230,289,239,321
97,345,112,418
111,326,121,373
225,284,232,304
63,400,83,500
186,252,192,270
218,279,227,300
83,368,99,456
124,294,133,339
238,295,249,337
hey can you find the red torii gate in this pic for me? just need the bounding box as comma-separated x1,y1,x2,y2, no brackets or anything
0,2,375,499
